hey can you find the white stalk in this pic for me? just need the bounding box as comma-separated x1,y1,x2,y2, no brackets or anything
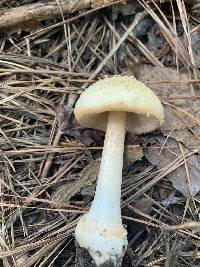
75,111,128,266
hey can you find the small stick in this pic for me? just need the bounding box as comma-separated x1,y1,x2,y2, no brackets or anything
0,0,126,33
0,0,90,33
40,93,77,179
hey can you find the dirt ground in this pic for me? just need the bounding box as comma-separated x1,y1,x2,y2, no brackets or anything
0,0,200,266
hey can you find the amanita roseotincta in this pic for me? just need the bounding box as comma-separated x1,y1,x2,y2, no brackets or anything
74,76,164,266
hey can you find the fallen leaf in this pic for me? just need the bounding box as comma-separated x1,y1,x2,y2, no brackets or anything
51,160,100,204
137,65,200,149
57,104,105,146
123,197,154,235
80,185,96,197
144,136,200,197
124,144,143,168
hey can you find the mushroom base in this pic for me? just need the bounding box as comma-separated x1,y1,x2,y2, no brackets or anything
75,213,127,267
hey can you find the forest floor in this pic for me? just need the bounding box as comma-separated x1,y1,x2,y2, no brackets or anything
0,0,200,266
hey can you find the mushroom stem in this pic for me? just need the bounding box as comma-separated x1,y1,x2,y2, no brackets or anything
75,111,128,266
90,111,126,221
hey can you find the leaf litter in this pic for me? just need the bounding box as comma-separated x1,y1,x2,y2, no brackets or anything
0,0,200,266
137,64,200,149
144,136,200,197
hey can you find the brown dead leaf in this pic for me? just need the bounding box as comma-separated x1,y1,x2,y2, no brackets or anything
51,160,100,204
130,197,153,215
137,65,196,105
80,185,96,197
137,65,200,149
56,104,105,146
56,105,71,134
144,136,200,197
124,144,143,168
123,197,154,235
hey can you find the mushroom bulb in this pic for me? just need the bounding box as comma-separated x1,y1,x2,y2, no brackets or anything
74,76,164,266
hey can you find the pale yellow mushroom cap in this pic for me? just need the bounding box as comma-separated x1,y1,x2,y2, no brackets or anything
74,76,164,134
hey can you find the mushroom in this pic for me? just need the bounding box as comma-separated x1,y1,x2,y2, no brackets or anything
74,75,164,266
